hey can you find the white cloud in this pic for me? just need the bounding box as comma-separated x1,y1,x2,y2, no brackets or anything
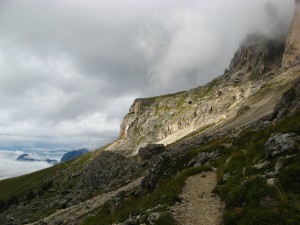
0,0,295,151
0,150,51,180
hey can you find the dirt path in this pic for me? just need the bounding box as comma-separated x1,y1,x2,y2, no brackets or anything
28,177,144,225
172,171,224,225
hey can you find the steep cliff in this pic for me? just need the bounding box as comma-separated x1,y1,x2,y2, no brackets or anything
282,0,300,67
229,33,285,77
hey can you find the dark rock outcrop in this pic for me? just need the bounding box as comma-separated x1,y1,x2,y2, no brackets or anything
60,148,89,163
187,151,220,168
272,78,300,119
141,150,188,192
137,144,166,162
81,151,140,189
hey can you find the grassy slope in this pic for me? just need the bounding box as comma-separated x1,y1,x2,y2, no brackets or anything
215,111,300,225
82,111,300,225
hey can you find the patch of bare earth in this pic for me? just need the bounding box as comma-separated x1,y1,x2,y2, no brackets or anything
172,171,224,225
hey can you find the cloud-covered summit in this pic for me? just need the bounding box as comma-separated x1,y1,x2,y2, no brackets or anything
0,0,294,149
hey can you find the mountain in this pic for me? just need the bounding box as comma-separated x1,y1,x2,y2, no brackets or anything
16,154,58,165
0,1,299,225
109,32,290,155
60,149,89,163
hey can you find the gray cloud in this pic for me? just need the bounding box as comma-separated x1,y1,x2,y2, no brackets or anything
0,0,294,150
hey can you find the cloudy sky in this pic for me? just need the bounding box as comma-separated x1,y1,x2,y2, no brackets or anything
0,0,294,150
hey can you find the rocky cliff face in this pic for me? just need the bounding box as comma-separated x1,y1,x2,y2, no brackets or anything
110,33,299,155
229,33,285,77
282,0,300,67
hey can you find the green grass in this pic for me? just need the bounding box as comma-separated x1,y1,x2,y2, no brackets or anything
215,111,300,225
0,163,64,200
145,91,188,102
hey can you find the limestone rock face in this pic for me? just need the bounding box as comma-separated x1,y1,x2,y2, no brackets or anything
229,33,285,77
109,32,300,156
282,0,300,67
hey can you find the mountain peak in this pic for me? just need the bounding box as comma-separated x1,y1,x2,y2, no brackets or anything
228,33,285,77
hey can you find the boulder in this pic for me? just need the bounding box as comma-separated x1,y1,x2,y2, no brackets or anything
266,178,279,187
188,151,219,167
265,133,297,157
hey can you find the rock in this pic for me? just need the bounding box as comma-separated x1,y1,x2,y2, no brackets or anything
272,78,300,119
225,157,232,166
130,189,142,197
241,179,250,186
188,151,219,168
81,151,140,189
141,151,186,192
222,173,231,183
266,178,279,187
275,154,297,172
265,133,297,157
237,105,250,116
137,144,166,162
253,160,270,169
123,219,138,225
275,158,286,172
265,172,278,178
242,167,247,176
228,33,285,77
147,212,160,224
212,167,217,172
39,219,48,225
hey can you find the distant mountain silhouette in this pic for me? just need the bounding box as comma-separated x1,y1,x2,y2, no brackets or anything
60,149,89,163
16,154,58,165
